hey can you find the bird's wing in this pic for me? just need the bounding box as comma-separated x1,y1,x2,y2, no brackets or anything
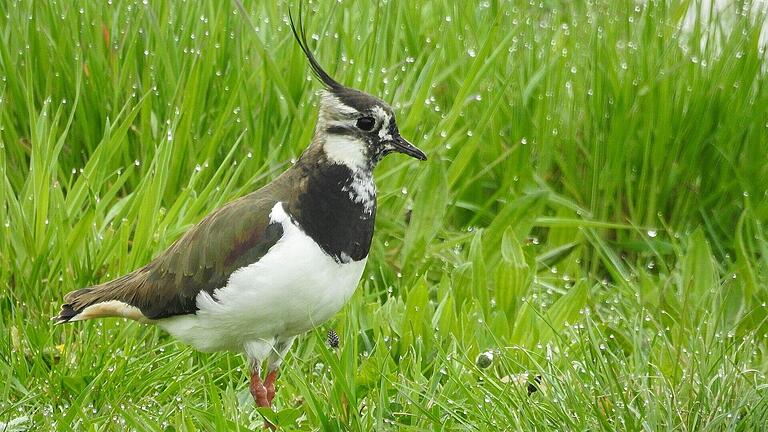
63,193,285,320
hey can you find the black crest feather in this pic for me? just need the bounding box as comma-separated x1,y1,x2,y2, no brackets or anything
289,6,342,90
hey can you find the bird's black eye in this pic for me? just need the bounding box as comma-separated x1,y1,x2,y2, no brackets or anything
356,116,376,131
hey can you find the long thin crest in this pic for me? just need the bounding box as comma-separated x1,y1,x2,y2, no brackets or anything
289,5,342,90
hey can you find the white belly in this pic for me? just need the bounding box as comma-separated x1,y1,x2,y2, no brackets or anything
157,202,366,353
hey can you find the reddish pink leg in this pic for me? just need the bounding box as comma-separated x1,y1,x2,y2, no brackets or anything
264,369,279,405
250,369,278,430
249,371,270,408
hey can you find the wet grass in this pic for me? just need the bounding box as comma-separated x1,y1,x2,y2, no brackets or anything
2,0,768,430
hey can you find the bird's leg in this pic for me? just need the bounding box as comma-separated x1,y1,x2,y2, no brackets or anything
263,336,294,407
264,368,279,405
249,369,270,408
248,363,276,430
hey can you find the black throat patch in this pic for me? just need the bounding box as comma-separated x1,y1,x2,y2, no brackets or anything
287,162,376,263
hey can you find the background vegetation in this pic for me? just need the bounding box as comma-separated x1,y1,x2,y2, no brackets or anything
2,0,767,430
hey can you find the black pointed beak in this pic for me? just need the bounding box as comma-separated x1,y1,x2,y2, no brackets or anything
391,135,427,161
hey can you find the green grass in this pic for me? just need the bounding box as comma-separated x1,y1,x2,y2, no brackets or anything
2,0,768,430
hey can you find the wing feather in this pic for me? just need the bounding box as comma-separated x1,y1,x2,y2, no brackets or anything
60,193,285,320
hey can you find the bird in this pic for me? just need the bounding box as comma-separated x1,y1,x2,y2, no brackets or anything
53,10,426,421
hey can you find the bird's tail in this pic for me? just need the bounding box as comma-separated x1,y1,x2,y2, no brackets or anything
53,288,96,324
52,279,146,324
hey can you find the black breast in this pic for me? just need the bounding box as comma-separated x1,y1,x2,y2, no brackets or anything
287,163,376,262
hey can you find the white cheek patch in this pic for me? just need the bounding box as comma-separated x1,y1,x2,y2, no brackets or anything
323,134,368,170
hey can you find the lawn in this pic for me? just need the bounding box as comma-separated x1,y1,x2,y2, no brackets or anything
2,0,768,430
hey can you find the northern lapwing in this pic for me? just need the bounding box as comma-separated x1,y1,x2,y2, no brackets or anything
54,11,426,419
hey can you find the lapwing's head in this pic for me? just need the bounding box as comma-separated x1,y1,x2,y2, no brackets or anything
290,12,427,171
